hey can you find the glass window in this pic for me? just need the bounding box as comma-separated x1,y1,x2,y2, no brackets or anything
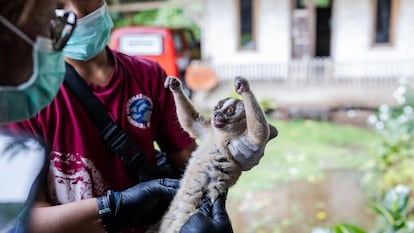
173,32,184,52
119,34,163,56
375,0,391,44
239,0,255,49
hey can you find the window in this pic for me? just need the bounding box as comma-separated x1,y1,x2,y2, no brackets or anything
295,0,331,9
119,34,163,56
295,0,306,9
374,0,394,45
239,0,255,49
172,32,184,52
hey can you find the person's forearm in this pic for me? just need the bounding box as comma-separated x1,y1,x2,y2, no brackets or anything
27,198,105,233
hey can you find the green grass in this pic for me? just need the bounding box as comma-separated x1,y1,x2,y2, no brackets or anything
230,118,383,199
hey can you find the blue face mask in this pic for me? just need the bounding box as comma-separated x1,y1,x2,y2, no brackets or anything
63,3,113,61
0,16,66,124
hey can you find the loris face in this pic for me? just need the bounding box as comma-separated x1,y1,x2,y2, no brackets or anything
212,98,246,132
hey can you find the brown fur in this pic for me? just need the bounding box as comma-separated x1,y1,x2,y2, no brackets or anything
148,76,275,233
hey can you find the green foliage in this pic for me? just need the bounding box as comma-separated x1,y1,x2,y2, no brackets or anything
363,85,414,197
230,119,381,195
371,185,411,232
110,6,201,40
132,10,158,25
314,185,414,233
334,224,366,233
259,98,277,114
314,84,414,233
311,224,366,233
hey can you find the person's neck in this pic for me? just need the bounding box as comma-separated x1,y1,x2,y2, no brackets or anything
65,49,114,86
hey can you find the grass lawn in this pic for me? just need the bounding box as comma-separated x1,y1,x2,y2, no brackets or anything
230,118,383,198
226,118,385,233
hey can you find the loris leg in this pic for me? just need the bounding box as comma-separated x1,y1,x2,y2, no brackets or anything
164,76,209,138
234,76,271,145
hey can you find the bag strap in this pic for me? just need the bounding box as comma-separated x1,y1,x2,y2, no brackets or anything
63,63,150,177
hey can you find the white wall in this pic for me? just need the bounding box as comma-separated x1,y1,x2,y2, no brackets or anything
202,0,414,64
202,0,291,64
332,0,414,62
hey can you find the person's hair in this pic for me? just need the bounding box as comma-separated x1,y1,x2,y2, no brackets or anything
0,0,35,85
0,0,26,48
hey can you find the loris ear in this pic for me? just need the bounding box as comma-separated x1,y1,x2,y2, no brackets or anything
268,123,278,141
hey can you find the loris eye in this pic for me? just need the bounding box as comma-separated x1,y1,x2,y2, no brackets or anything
215,104,222,110
225,107,235,114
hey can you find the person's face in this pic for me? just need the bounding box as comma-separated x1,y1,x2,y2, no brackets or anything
62,0,104,18
0,0,59,86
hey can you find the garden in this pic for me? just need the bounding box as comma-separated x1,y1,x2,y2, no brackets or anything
226,85,414,233
108,6,414,232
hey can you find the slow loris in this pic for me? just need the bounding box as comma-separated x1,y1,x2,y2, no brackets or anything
152,76,277,233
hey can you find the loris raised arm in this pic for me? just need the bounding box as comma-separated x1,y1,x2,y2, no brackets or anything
163,76,210,140
234,77,277,145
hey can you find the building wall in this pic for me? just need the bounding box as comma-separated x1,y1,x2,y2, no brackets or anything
332,0,414,62
202,0,414,64
202,0,291,64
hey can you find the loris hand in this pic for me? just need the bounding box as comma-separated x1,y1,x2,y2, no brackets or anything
234,76,250,94
180,195,233,233
164,76,182,92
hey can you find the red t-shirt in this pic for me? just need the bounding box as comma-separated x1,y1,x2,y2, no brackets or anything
6,48,193,210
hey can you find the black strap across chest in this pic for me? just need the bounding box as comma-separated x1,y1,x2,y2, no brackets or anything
63,62,150,177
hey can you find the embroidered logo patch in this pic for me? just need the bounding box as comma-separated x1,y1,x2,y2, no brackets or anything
127,94,152,128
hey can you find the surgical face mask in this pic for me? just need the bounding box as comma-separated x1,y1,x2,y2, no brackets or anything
63,3,113,61
0,16,66,124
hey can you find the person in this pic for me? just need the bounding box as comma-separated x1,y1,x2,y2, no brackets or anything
0,0,68,123
1,0,269,232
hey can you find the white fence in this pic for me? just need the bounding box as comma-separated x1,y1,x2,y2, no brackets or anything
195,58,414,85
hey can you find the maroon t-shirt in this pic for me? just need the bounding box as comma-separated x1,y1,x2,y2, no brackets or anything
6,48,193,217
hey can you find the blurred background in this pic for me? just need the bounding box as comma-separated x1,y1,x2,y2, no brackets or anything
106,0,414,232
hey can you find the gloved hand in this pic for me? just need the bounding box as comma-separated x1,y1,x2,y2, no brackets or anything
180,195,234,233
97,178,179,232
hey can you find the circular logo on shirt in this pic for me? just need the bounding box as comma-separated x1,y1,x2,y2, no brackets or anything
127,94,152,129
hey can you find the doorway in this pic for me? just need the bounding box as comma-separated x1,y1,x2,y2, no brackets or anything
315,1,332,57
291,0,333,59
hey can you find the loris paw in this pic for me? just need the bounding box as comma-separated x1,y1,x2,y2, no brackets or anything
164,76,182,92
234,76,250,94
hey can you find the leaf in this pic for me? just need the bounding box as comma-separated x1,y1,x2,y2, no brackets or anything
383,185,410,214
334,224,366,233
370,202,395,225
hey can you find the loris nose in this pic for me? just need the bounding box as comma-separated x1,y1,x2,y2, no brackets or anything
214,111,225,120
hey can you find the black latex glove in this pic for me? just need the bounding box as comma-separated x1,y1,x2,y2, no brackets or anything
180,195,234,233
97,178,179,232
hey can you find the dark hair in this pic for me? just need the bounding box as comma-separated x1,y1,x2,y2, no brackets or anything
0,0,47,84
0,1,25,45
